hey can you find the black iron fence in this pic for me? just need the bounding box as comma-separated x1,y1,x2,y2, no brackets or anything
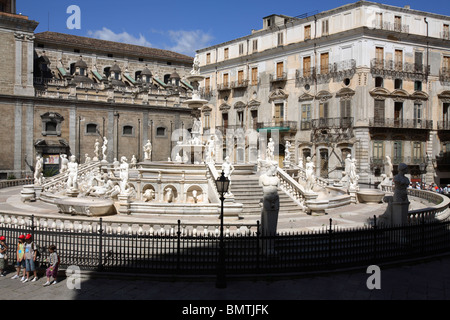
2,213,450,276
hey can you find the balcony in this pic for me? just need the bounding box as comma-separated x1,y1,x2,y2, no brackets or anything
269,72,287,83
440,67,450,83
311,117,353,130
256,121,297,132
372,20,409,33
231,80,249,89
217,82,231,91
370,59,429,81
296,59,356,85
215,125,246,134
370,156,427,169
369,118,433,130
437,120,450,130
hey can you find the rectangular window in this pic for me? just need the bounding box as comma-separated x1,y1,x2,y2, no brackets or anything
375,47,384,66
444,103,450,125
393,141,402,163
204,114,210,129
376,12,383,28
414,103,423,127
395,50,403,71
443,56,450,71
303,56,311,77
413,142,423,162
320,53,329,74
373,141,384,160
444,24,450,39
394,102,403,127
276,62,284,79
304,25,311,40
222,113,228,129
394,16,402,32
224,48,229,60
319,102,329,127
239,43,244,55
206,53,211,64
205,77,210,94
253,39,258,52
238,70,244,85
301,104,311,130
374,99,385,125
251,110,258,130
223,73,229,87
340,100,351,121
414,80,422,91
237,111,244,127
322,20,329,36
277,32,284,46
251,67,258,86
415,51,423,72
274,103,284,122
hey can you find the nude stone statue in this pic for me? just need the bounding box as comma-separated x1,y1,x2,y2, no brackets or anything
66,155,78,191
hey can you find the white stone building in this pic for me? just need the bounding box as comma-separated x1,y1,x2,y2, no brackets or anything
196,0,450,185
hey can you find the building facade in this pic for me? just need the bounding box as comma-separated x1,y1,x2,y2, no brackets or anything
196,0,450,185
0,1,195,179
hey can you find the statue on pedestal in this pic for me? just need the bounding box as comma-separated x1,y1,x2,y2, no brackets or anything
221,156,235,195
305,156,315,193
266,138,275,161
143,140,152,160
348,158,360,191
66,155,78,191
206,135,216,163
285,141,291,162
34,155,44,186
393,163,409,203
119,156,129,194
101,137,108,161
93,139,100,161
60,154,69,174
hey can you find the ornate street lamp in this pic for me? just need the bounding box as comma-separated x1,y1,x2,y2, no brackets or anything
215,170,230,289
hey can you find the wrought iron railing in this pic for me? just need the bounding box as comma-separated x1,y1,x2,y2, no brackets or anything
369,118,433,130
256,121,297,130
370,59,429,80
372,20,410,33
311,117,353,129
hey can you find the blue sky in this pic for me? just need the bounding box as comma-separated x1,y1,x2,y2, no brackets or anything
18,0,449,57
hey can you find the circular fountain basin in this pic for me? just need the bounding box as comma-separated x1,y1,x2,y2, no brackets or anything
54,197,117,217
357,189,386,204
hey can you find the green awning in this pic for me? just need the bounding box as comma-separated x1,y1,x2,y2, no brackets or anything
257,127,291,132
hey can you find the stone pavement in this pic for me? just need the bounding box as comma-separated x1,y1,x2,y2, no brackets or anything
1,254,450,302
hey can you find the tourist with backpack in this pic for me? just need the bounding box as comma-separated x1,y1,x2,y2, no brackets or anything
43,245,60,286
22,234,38,283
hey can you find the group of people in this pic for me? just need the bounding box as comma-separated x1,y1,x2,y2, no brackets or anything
0,234,60,286
409,182,450,195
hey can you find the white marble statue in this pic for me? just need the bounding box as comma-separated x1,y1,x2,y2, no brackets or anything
119,156,129,194
305,156,315,193
285,141,291,162
298,157,303,169
113,158,120,172
192,117,202,133
267,138,275,161
85,153,91,164
130,155,137,169
101,137,108,161
93,139,100,161
385,155,394,179
348,158,360,191
60,154,69,174
221,156,235,195
165,187,174,203
259,161,280,253
206,135,216,163
143,188,154,202
66,155,78,191
34,155,44,186
144,140,152,160
191,54,200,75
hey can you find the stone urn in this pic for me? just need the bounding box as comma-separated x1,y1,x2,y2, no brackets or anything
20,185,36,203
305,199,329,215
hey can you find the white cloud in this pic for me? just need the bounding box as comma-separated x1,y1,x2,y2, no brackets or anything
87,27,152,47
165,30,213,56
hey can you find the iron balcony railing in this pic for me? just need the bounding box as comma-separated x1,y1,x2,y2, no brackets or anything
370,59,430,80
372,20,410,33
296,59,356,84
311,117,353,129
269,72,287,82
440,67,450,82
369,118,433,130
256,121,297,131
217,82,231,91
230,80,249,89
437,120,450,130
371,156,427,166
